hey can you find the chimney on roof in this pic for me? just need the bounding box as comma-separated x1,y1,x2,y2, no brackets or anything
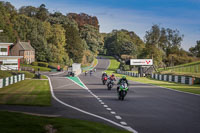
28,40,31,44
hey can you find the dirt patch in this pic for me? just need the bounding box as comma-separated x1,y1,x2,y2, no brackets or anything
45,124,57,133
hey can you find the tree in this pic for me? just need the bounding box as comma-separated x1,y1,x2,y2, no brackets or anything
19,6,38,17
80,24,104,56
65,24,84,63
143,24,184,67
189,40,200,57
36,4,49,21
104,29,144,58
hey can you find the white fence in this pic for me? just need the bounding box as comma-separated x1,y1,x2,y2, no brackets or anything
0,74,25,88
151,73,194,85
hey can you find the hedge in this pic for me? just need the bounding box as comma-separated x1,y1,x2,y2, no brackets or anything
38,62,48,67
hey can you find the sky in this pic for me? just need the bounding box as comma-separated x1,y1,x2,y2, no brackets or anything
5,0,200,51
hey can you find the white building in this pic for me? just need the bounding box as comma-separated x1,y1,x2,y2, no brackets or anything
0,43,23,70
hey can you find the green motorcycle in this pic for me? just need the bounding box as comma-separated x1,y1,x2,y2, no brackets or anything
118,81,128,100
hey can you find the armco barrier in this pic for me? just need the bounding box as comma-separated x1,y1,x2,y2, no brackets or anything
116,70,139,77
0,74,25,88
151,73,194,85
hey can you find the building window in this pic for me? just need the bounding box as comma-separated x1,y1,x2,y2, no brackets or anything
0,48,7,52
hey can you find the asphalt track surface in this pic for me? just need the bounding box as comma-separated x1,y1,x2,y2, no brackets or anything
1,57,200,133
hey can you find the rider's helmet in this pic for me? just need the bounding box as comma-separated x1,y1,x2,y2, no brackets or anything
122,75,126,79
112,73,114,76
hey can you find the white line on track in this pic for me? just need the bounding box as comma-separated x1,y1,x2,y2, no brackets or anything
103,105,108,108
111,111,116,114
115,116,122,120
100,102,104,105
49,76,137,133
106,108,112,111
120,122,127,126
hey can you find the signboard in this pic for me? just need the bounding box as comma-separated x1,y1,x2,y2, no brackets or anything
130,59,153,65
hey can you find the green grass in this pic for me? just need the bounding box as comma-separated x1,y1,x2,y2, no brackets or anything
0,79,51,106
160,71,200,78
0,111,130,133
22,64,51,71
0,70,12,78
0,70,47,79
93,58,98,67
105,56,120,75
158,60,200,77
20,71,47,79
82,58,98,72
104,56,200,95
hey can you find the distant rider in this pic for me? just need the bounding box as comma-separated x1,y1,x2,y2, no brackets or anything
102,72,108,79
109,73,116,81
90,70,93,76
85,71,88,76
117,75,129,91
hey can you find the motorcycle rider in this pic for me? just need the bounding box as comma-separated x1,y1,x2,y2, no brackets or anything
117,75,129,92
102,72,108,79
89,69,93,76
109,73,116,81
107,73,116,89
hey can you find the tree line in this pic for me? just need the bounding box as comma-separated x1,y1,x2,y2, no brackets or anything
0,1,199,68
104,25,200,68
0,2,103,66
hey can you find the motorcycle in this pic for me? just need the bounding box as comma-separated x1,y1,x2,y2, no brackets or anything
107,79,114,90
102,76,108,85
118,82,128,100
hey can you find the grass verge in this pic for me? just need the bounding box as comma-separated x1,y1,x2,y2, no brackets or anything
0,70,47,79
105,56,120,75
0,70,12,78
104,56,200,95
21,71,47,79
160,71,200,78
0,79,51,106
22,64,51,71
0,111,130,133
82,58,98,72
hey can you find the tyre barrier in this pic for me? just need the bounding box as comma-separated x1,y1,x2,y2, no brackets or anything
0,74,25,88
151,73,195,85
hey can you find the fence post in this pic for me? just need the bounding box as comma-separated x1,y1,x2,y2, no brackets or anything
151,73,154,79
5,77,9,86
164,75,167,81
181,76,185,84
18,75,21,81
155,74,158,79
0,79,3,88
14,75,17,83
169,75,172,82
189,77,193,85
22,74,25,80
10,76,13,84
159,74,162,80
175,76,178,83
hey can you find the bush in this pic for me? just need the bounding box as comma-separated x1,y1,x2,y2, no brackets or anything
31,62,38,66
38,62,48,67
123,65,130,71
